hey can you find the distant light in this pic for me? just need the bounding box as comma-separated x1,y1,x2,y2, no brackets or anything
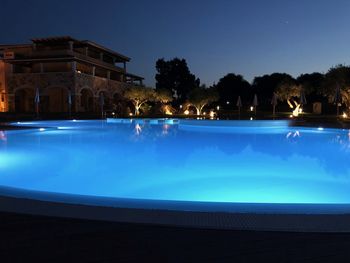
209,111,215,119
184,110,189,115
202,112,206,115
17,122,21,124
250,117,253,120
112,112,115,116
72,119,77,122
317,127,324,131
129,113,133,116
216,106,220,110
39,128,45,132
342,112,348,119
299,108,303,113
250,106,254,111
179,105,183,109
289,114,293,118
77,70,82,73
226,101,230,105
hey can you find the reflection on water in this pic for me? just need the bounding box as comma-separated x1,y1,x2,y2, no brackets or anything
134,123,142,135
162,124,170,136
332,130,350,153
0,131,6,142
286,130,300,139
1,120,350,203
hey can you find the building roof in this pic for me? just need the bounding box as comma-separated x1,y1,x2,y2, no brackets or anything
31,36,77,43
125,72,144,80
31,36,130,62
0,44,31,49
81,40,130,62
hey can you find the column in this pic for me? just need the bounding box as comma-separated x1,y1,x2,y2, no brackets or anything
68,41,74,51
107,71,111,79
84,47,88,56
100,53,104,61
40,63,44,73
8,94,15,112
71,61,77,72
74,94,81,113
92,66,96,76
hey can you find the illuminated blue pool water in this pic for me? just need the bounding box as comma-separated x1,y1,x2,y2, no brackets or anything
1,119,350,207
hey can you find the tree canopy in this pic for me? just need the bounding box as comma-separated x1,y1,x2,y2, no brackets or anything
322,65,350,111
215,73,251,108
155,58,200,103
297,73,325,101
123,86,156,115
155,88,173,104
187,85,219,115
252,73,294,105
275,77,300,108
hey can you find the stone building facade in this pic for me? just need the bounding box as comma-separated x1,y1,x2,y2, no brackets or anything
0,36,143,113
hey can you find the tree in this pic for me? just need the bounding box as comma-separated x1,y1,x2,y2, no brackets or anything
187,85,219,115
155,58,200,103
322,65,350,113
252,73,294,106
297,73,325,102
155,88,173,104
215,73,251,109
155,88,174,115
275,77,300,108
123,86,156,115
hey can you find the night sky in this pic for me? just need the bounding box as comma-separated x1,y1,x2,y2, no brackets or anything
2,0,350,86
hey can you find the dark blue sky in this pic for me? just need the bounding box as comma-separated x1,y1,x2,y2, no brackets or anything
2,0,350,86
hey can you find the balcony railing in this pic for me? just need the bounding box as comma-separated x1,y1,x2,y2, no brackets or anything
27,49,125,72
75,72,136,91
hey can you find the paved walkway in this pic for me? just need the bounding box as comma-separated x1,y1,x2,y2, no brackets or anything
1,212,350,262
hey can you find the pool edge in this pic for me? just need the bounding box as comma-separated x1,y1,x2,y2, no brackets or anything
1,193,350,233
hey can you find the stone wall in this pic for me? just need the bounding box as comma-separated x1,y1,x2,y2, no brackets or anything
7,72,135,112
7,72,74,112
75,73,131,97
9,72,75,94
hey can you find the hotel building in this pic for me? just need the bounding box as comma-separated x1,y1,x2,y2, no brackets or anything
0,36,143,113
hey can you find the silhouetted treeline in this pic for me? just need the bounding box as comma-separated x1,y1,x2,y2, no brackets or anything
155,58,350,113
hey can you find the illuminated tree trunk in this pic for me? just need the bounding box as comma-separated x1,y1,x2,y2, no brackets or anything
194,104,206,115
196,107,200,115
135,105,140,115
134,100,146,116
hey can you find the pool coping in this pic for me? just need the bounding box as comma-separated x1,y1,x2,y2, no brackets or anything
1,186,350,233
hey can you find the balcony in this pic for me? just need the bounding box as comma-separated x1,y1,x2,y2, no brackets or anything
75,72,137,96
27,49,125,73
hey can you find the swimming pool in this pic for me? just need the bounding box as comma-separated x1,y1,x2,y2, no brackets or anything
1,119,350,231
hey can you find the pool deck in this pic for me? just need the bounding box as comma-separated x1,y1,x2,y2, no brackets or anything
1,211,350,262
